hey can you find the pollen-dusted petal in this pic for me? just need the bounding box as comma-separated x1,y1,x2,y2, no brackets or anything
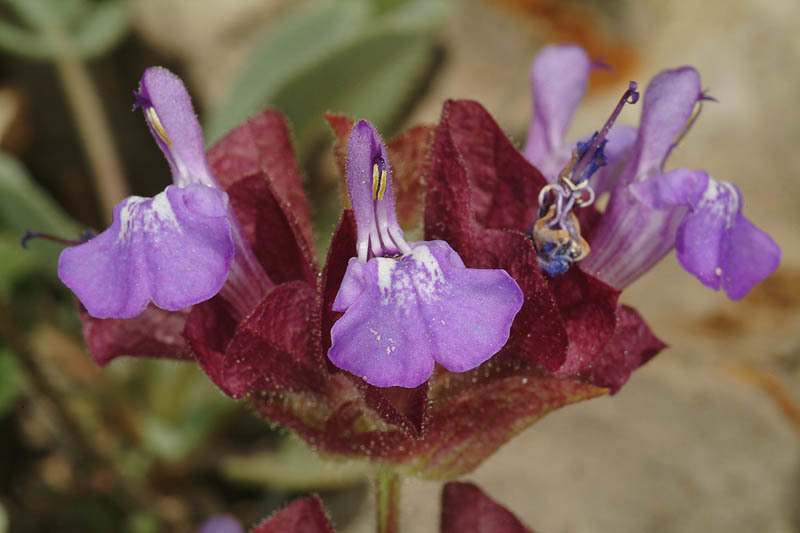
524,44,591,172
58,184,233,319
328,240,522,388
138,67,217,187
675,180,780,299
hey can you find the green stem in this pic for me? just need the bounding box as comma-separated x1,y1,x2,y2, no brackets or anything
51,32,129,223
7,0,129,223
376,467,400,533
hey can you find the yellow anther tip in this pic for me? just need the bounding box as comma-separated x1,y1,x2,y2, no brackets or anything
145,107,172,147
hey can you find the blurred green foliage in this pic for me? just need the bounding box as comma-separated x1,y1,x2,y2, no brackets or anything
0,0,129,60
0,348,21,416
221,437,369,491
0,151,80,268
206,0,445,158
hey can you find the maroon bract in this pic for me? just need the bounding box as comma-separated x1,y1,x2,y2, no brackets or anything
251,496,334,533
442,482,534,533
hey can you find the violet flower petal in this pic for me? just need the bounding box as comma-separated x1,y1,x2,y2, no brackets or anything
630,167,708,209
198,515,244,533
329,240,523,388
136,67,217,187
722,213,781,300
624,66,702,181
524,44,591,176
582,68,704,287
59,184,233,318
631,170,780,299
674,180,780,299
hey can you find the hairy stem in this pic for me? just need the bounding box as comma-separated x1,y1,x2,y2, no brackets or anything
376,467,400,533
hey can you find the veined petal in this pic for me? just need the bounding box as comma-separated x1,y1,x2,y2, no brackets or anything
675,180,780,299
59,184,233,318
524,44,591,174
328,240,522,388
136,67,217,187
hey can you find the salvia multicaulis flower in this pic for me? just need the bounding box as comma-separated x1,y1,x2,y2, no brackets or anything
328,120,523,388
58,67,271,319
524,44,780,299
59,66,665,479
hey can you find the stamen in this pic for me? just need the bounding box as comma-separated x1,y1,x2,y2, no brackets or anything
145,106,172,147
372,163,380,199
529,81,640,276
378,169,387,201
570,81,638,184
22,230,95,248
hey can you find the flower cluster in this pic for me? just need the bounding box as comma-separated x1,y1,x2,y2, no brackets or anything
524,44,780,299
52,44,779,478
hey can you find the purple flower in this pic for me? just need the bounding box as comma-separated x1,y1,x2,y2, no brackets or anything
327,120,523,388
58,67,271,319
198,515,244,533
524,44,637,193
524,45,780,300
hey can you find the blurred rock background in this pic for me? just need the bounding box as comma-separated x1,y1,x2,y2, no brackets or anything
0,0,798,531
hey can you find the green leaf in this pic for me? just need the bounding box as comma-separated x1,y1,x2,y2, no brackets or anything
73,1,130,58
0,20,52,59
0,0,127,60
0,151,80,266
277,32,435,158
206,0,446,154
0,348,22,417
206,0,370,143
221,437,370,491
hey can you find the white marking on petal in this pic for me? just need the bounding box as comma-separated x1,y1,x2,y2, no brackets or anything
698,179,739,228
117,196,147,243
376,258,396,298
116,189,181,244
149,189,180,230
408,245,445,303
